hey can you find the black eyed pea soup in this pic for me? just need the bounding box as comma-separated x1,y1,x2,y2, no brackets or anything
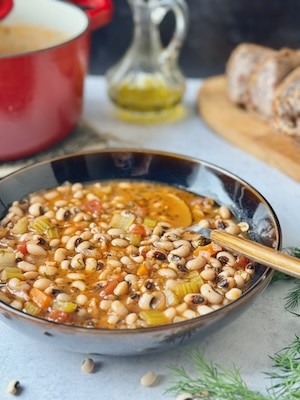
0,181,254,329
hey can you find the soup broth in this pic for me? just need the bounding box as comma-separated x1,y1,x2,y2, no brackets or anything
0,24,68,56
0,181,254,329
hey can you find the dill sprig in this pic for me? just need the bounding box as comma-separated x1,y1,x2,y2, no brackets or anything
167,350,270,399
166,337,300,400
266,336,300,399
284,282,300,313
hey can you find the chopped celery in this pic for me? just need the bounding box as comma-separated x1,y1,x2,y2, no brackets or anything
140,310,170,326
175,281,202,300
52,300,77,313
11,216,29,235
2,267,24,280
24,301,41,316
31,216,52,234
46,226,60,239
31,217,60,239
110,213,135,230
0,249,16,269
143,216,157,228
128,233,141,246
186,271,204,285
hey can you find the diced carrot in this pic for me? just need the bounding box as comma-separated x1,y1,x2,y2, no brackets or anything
193,242,222,258
30,287,52,310
48,309,73,324
137,262,149,276
102,279,120,295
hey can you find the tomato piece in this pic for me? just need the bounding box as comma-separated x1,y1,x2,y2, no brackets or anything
235,255,251,269
129,224,146,236
48,309,73,324
82,199,102,214
17,241,28,255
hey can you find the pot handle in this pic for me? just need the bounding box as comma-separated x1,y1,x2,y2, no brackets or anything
68,0,113,30
0,0,13,19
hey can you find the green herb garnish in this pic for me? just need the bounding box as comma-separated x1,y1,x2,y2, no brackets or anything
166,337,300,399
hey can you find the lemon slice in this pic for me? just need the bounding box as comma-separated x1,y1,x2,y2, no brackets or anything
148,193,192,227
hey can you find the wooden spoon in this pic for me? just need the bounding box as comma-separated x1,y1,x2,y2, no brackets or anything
188,226,300,279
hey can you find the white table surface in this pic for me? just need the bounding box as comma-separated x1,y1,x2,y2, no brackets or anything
0,75,299,399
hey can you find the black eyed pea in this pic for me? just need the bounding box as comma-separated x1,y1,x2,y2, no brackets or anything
184,293,207,306
81,358,95,373
113,281,129,296
140,371,157,387
200,266,216,281
216,250,236,267
10,300,23,310
8,278,30,292
110,300,129,318
186,255,207,271
28,202,43,216
54,248,68,263
170,240,192,258
234,274,246,289
176,393,194,400
76,240,93,252
138,291,166,311
157,267,178,279
225,222,241,235
238,221,250,232
125,312,138,325
200,283,224,305
197,304,214,315
26,242,48,257
17,260,38,272
225,287,243,301
245,263,255,275
209,256,222,269
111,238,129,247
182,309,198,319
6,379,21,395
218,205,232,219
33,277,52,290
66,235,80,251
217,275,236,291
70,253,85,270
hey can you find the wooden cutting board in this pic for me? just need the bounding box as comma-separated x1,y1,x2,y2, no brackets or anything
198,75,300,182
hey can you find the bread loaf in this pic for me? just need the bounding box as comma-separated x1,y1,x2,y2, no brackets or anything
226,43,273,106
273,66,300,137
247,48,300,120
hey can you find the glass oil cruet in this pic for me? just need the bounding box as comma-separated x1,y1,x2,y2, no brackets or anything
106,0,189,122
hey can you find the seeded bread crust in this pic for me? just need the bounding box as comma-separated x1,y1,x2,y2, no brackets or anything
273,66,300,137
247,48,300,120
226,43,274,106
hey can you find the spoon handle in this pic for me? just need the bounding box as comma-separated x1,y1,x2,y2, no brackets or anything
210,230,300,279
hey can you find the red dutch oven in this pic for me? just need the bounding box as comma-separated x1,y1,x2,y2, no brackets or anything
0,0,113,161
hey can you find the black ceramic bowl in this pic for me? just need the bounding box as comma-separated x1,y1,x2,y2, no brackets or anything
0,149,280,356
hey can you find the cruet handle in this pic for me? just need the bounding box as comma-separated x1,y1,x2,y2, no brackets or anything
151,0,189,60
